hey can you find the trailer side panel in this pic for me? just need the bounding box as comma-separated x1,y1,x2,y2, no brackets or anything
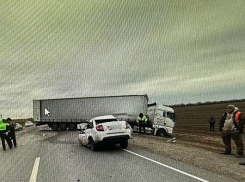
34,95,148,125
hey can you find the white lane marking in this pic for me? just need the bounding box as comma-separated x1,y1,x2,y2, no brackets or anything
123,149,209,182
29,157,40,182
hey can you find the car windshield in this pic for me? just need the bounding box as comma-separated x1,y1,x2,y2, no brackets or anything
95,119,118,124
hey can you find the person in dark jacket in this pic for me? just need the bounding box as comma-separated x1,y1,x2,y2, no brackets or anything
0,118,12,150
209,117,216,132
219,105,244,158
7,118,17,147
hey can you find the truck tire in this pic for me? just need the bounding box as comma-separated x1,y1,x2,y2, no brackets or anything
68,123,76,131
157,129,167,137
120,139,128,149
59,123,67,131
90,138,97,151
51,123,58,131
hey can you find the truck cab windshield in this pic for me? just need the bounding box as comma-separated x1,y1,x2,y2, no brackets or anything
161,111,175,120
167,112,175,121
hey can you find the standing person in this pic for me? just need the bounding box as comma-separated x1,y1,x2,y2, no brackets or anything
209,117,216,132
136,113,148,134
7,118,17,147
219,105,244,158
0,118,12,151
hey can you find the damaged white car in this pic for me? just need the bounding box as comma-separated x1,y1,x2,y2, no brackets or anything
78,115,132,151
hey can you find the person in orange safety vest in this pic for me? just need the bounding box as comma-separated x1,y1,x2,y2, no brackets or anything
219,105,244,159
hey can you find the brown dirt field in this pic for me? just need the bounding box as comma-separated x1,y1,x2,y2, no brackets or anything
129,101,245,181
174,101,245,154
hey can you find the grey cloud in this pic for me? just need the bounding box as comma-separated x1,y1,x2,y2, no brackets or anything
1,0,245,118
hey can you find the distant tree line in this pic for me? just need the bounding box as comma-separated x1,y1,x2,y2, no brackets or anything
170,99,245,108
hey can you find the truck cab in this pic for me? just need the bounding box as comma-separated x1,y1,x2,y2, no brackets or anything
147,102,175,137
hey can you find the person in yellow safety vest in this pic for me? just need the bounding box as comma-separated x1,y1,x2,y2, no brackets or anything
136,113,148,134
0,118,12,151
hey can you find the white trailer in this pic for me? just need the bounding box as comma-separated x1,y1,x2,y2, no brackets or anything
33,95,148,131
33,94,176,137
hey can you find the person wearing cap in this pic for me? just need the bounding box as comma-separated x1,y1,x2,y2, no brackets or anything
219,105,244,158
0,118,12,150
7,118,17,147
136,113,148,134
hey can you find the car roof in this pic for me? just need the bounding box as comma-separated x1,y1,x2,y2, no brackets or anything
93,115,117,120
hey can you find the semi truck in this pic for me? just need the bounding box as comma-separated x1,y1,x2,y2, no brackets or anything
33,94,175,137
116,102,175,137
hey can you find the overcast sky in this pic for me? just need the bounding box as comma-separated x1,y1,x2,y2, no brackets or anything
1,0,245,118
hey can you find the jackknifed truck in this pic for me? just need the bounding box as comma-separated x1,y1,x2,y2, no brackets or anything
33,94,175,137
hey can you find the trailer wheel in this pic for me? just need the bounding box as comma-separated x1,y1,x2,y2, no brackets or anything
120,139,128,149
157,129,167,137
59,123,67,131
51,123,58,131
68,123,76,131
90,138,97,151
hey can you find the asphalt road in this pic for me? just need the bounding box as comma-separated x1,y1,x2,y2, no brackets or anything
0,126,240,182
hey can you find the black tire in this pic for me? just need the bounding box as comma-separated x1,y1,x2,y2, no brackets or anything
157,129,167,137
90,138,97,151
51,123,58,131
59,123,67,131
68,123,76,131
120,139,128,149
